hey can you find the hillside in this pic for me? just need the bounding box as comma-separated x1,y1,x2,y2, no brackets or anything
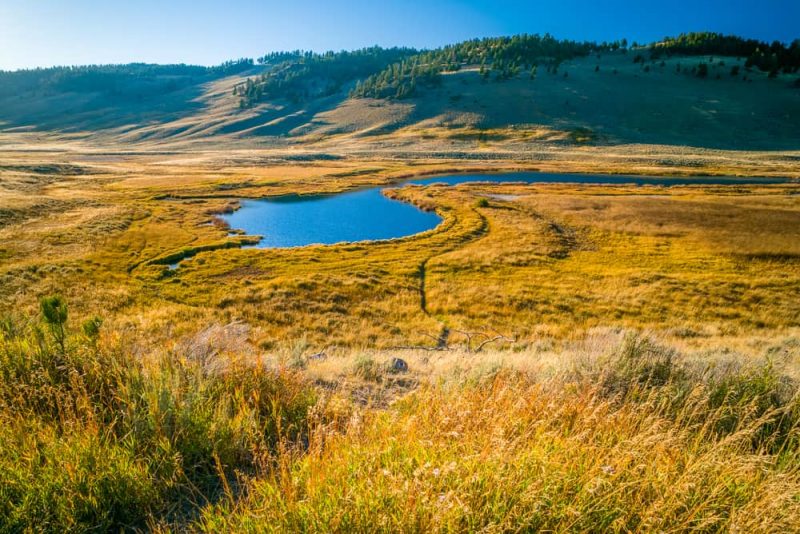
1,34,798,150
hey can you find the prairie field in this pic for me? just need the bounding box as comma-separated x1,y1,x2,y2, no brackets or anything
2,146,799,352
2,142,800,531
2,34,800,532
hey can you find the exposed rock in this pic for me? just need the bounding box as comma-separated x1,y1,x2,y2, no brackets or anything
388,357,408,373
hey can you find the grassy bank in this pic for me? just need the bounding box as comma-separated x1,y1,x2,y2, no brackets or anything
2,300,800,532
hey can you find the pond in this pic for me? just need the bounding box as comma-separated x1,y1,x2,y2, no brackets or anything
223,188,442,249
220,171,790,249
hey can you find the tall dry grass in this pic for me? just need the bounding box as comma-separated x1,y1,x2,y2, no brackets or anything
0,300,316,532
200,333,800,532
2,300,800,532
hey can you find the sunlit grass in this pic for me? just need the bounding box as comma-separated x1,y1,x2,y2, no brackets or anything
1,69,799,532
2,302,800,531
201,370,800,532
3,166,799,352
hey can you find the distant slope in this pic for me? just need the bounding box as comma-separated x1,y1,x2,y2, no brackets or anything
335,52,800,150
0,34,798,150
0,61,255,133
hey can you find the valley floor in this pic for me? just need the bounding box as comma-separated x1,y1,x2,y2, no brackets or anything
1,137,798,353
1,135,799,531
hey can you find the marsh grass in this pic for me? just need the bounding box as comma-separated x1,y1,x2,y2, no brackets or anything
2,151,799,352
93,182,796,355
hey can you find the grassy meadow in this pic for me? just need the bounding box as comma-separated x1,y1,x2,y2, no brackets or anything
2,40,800,529
1,145,799,531
3,150,799,351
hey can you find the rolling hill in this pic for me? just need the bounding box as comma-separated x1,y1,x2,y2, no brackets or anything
0,33,798,150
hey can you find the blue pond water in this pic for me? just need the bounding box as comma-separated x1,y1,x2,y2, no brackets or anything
221,172,790,249
224,189,442,249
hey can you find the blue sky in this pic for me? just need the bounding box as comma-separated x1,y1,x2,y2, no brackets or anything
0,0,797,70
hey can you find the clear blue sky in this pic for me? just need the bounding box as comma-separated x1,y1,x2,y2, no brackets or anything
0,0,797,70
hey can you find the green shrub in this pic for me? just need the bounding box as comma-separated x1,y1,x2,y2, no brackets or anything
81,315,103,342
40,295,68,352
353,354,381,381
0,425,163,532
707,362,800,452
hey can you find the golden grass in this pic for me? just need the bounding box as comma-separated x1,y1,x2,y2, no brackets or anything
3,302,800,532
2,49,800,531
201,370,800,532
1,146,799,355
